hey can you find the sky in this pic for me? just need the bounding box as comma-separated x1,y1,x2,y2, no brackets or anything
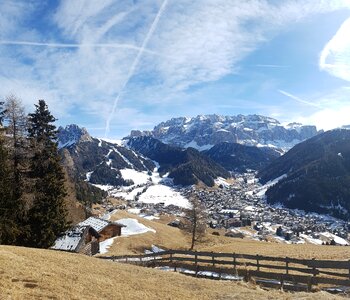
0,0,350,139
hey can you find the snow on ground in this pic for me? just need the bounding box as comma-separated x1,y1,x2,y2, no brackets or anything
120,168,150,185
319,232,349,246
215,177,231,187
101,209,118,221
112,186,146,201
99,237,117,254
184,140,213,151
91,184,114,191
128,208,141,214
300,234,323,245
138,185,191,208
99,217,155,254
117,218,156,236
85,171,93,181
253,174,287,197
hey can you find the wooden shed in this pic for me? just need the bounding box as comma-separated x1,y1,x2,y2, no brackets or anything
78,216,125,242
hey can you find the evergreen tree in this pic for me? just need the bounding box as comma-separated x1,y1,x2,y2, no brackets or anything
3,96,27,231
26,100,68,248
0,101,21,244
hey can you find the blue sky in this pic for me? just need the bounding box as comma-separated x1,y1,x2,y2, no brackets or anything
0,0,350,139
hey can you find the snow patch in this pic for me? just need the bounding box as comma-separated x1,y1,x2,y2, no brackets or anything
117,218,156,236
139,185,190,208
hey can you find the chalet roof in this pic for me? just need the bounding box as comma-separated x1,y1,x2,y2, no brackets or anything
78,216,125,233
52,226,89,252
79,217,109,232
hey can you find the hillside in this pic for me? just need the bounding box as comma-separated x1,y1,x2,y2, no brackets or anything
204,142,279,172
103,211,350,261
0,246,341,300
259,129,350,219
127,136,230,186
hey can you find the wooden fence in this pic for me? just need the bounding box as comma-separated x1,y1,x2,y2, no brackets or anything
99,250,350,292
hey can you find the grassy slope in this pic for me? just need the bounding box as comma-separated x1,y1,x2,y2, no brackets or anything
0,245,341,300
106,211,350,260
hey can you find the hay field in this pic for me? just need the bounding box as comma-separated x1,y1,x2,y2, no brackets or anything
0,245,342,300
106,211,350,260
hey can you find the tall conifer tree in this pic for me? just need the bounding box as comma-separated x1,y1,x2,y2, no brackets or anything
27,100,68,248
3,96,27,235
0,101,21,244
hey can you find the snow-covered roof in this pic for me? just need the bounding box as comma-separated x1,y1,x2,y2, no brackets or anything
78,217,110,232
78,216,125,232
52,226,88,252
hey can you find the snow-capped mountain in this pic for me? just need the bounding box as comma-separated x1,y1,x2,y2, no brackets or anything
127,114,319,152
58,124,92,148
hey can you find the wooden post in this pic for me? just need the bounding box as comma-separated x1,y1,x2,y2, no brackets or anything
286,257,289,275
256,255,260,271
170,252,173,263
280,275,284,291
233,253,237,274
195,251,198,277
212,252,215,267
307,276,312,292
312,258,316,277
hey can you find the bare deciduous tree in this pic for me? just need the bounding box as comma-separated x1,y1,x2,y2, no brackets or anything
184,196,207,250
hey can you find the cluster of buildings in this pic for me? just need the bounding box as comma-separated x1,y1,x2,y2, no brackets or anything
180,172,350,245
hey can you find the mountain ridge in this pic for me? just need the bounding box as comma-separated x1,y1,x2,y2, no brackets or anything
127,114,319,153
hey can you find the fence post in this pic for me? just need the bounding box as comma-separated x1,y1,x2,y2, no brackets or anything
280,274,284,291
256,254,260,271
233,253,237,275
312,258,316,277
212,252,215,267
307,276,313,292
286,257,289,275
170,252,173,263
195,251,198,277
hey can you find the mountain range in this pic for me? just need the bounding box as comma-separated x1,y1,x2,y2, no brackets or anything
58,114,350,220
128,114,319,153
259,129,350,220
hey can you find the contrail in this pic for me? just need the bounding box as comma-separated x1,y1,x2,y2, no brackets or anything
279,90,322,108
0,40,163,56
255,64,289,68
104,0,169,137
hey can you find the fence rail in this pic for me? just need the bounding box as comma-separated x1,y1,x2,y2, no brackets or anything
99,250,350,292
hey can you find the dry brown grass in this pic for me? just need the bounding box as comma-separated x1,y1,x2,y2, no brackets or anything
105,210,191,255
0,245,342,300
105,211,350,261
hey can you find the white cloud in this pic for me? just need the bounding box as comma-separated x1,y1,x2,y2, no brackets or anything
319,17,350,82
1,0,350,137
291,86,350,130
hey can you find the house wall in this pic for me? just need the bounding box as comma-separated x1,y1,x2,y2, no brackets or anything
99,224,122,241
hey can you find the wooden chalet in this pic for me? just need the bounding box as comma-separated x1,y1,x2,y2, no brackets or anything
52,217,125,255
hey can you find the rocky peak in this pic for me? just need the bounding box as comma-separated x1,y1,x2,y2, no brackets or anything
128,114,319,152
58,124,92,148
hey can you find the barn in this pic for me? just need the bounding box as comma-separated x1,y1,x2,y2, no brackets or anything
78,217,125,242
52,217,125,255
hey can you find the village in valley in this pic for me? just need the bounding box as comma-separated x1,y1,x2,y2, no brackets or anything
57,167,350,257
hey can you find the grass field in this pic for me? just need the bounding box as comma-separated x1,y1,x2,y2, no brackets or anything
0,245,343,300
105,210,350,260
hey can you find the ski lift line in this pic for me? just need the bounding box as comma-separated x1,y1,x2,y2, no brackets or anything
104,0,169,138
